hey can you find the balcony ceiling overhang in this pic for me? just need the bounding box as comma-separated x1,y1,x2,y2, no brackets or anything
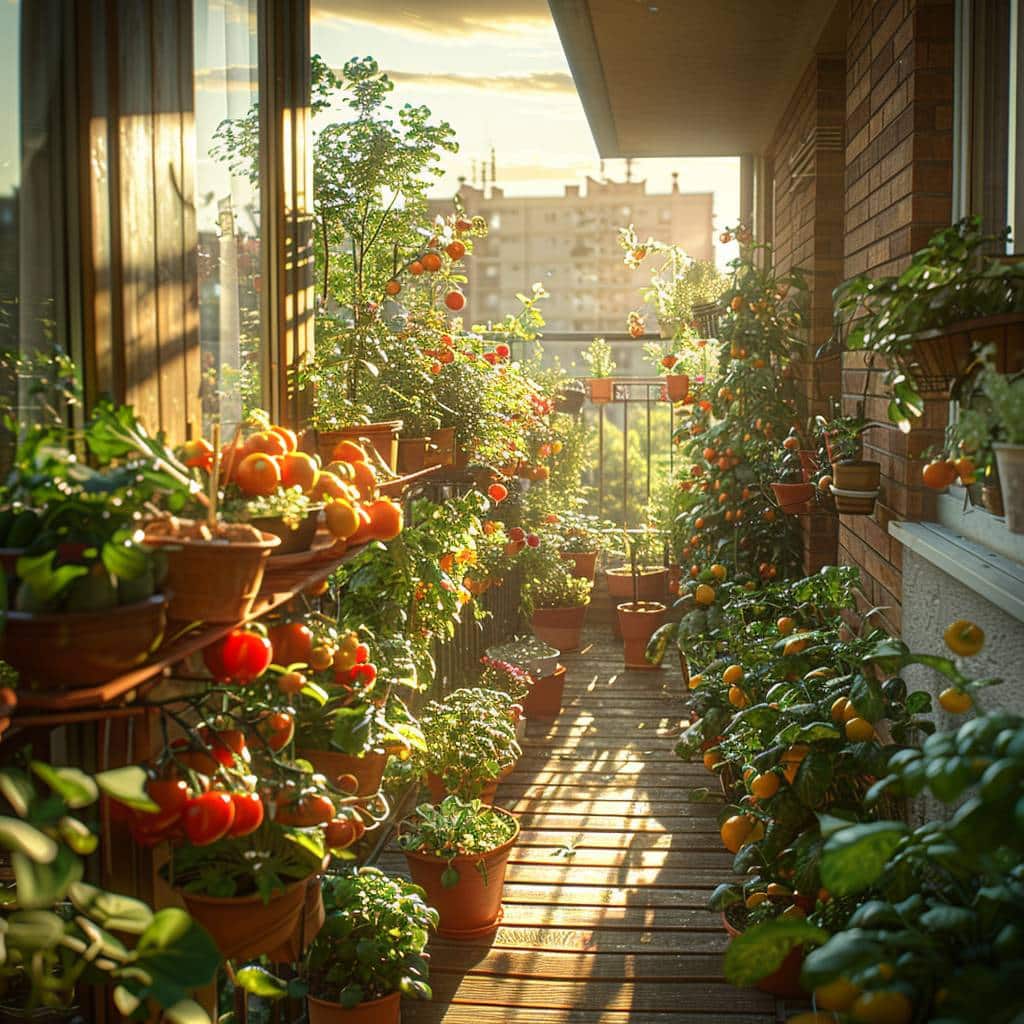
549,0,841,157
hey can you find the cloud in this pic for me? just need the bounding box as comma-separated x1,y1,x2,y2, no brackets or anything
194,65,259,94
312,0,550,39
382,68,575,95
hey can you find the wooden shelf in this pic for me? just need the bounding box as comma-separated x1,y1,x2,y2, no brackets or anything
9,465,446,724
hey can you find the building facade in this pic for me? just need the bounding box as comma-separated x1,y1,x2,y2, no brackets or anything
428,177,715,333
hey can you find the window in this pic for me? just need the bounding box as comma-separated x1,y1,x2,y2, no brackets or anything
194,0,263,435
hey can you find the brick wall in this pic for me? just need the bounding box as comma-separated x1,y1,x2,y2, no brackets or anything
769,55,846,575
840,0,955,632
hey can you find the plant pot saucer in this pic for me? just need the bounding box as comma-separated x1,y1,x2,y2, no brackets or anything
829,485,880,498
264,529,337,570
436,903,504,940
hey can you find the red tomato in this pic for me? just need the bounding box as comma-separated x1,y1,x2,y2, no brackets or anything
275,792,335,828
267,622,315,667
488,483,508,503
445,240,466,261
228,792,265,837
354,643,370,665
258,711,295,752
350,663,377,686
141,778,190,831
204,629,273,684
200,727,249,766
325,816,366,850
444,290,466,311
182,791,236,845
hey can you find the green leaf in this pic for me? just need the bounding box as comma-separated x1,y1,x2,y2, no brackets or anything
0,768,35,817
801,929,885,988
161,999,212,1024
0,816,58,863
5,910,66,951
330,705,373,754
95,766,159,813
101,539,149,581
135,908,220,1000
237,966,289,1000
12,845,83,908
30,762,98,809
849,676,884,723
58,816,98,855
906,691,932,714
723,919,829,985
919,905,975,931
69,881,154,934
820,821,908,895
15,551,88,603
794,750,833,808
644,622,673,665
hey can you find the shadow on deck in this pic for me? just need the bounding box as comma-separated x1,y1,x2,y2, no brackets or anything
380,627,784,1024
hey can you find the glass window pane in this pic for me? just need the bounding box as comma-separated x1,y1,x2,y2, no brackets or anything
193,0,263,436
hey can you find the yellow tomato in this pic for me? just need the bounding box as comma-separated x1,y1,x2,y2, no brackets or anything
939,687,973,714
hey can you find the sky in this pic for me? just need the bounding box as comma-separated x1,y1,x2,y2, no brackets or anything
310,0,741,266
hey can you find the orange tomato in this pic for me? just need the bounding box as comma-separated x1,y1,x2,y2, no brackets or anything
280,451,319,493
350,461,378,500
366,499,403,541
332,440,368,463
922,459,957,490
325,499,360,541
270,426,298,453
236,453,282,497
245,431,288,457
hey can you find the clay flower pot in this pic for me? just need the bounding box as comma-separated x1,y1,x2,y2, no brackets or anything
664,373,690,403
830,460,881,515
616,601,666,669
770,482,815,515
179,875,315,961
298,748,389,797
401,808,519,939
251,508,321,556
605,566,668,601
425,425,456,468
307,992,400,1024
587,378,614,404
318,421,403,473
425,772,499,806
530,604,588,652
521,664,567,720
396,437,429,474
560,550,597,580
145,530,281,623
1,594,168,689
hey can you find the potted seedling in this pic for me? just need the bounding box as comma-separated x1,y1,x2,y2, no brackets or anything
818,414,879,514
580,337,616,404
415,687,521,804
771,430,816,514
397,796,519,939
302,868,437,1024
615,531,667,670
521,542,592,652
604,528,669,618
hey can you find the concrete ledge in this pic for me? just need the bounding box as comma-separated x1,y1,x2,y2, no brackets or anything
890,520,1024,624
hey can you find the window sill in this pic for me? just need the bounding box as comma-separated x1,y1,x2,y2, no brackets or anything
889,520,1024,624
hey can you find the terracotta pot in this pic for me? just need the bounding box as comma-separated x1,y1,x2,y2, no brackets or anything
251,509,321,556
396,437,429,474
267,872,325,961
146,531,280,623
982,482,1005,518
425,426,456,468
831,460,880,492
587,378,613,404
994,443,1024,533
318,422,403,473
664,373,689,402
1,594,167,689
722,905,805,999
521,664,566,719
299,749,389,797
530,604,588,652
616,601,666,669
425,772,499,806
307,992,400,1024
179,875,314,961
797,449,819,481
401,808,519,939
605,566,668,600
770,482,814,515
560,550,597,580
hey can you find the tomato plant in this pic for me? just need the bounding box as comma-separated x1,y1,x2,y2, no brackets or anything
203,628,273,684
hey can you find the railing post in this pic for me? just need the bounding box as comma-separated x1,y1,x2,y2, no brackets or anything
622,384,628,526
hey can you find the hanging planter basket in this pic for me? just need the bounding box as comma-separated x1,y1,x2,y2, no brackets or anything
907,313,1024,394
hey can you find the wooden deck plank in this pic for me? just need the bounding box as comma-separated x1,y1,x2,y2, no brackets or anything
384,629,774,1022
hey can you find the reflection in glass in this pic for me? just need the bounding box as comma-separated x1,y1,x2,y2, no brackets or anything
194,0,262,435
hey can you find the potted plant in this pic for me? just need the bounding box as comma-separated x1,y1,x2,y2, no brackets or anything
972,354,1024,531
770,431,816,514
604,529,668,604
615,532,666,670
642,333,717,404
580,337,616,404
415,686,521,804
485,636,560,681
0,754,220,1021
557,511,610,581
521,544,592,652
833,217,1024,429
478,655,535,734
303,868,437,1024
817,413,879,515
397,796,519,939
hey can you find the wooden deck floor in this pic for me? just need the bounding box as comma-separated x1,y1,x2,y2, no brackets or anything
382,628,780,1023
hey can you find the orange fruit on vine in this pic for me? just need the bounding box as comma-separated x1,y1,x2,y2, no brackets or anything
313,472,348,502
421,252,442,272
366,498,404,542
308,645,335,672
943,619,984,656
245,430,288,457
953,457,976,485
332,440,368,463
780,744,809,784
750,773,780,800
922,459,958,489
848,989,912,1024
745,891,769,909
445,240,466,260
694,584,716,606
763,508,777,523
939,687,972,714
720,814,757,853
350,461,378,500
723,664,743,686
783,435,800,451
830,696,850,723
325,499,360,541
277,671,307,696
845,717,875,742
777,616,796,635
280,451,319,493
728,685,749,709
688,673,703,690
783,634,808,656
236,452,282,496
730,295,743,311
710,564,727,581
385,279,401,296
702,749,721,772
